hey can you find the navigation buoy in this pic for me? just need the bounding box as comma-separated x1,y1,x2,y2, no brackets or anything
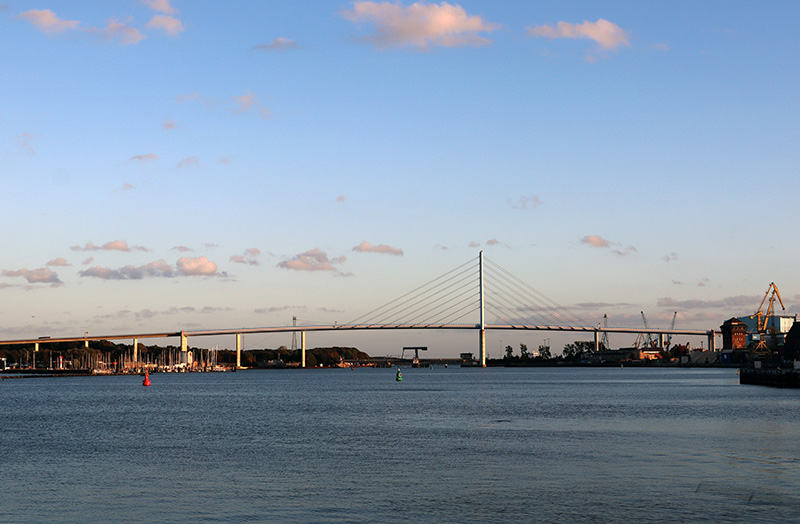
142,372,151,387
395,368,402,382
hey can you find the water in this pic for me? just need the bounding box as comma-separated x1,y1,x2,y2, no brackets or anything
2,367,799,523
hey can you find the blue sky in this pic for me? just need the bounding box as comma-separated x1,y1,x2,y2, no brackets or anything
2,1,799,356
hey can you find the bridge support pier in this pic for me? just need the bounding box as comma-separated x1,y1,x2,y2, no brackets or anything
594,331,599,353
180,331,188,365
707,331,716,352
236,333,242,368
479,329,486,367
301,331,306,368
133,338,138,368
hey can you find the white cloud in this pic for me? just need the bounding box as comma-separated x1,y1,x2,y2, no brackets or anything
527,19,630,52
278,249,346,272
352,241,403,256
147,15,184,36
18,9,79,34
342,1,500,50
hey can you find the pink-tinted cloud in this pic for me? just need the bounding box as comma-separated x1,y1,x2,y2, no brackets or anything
336,195,346,202
162,119,178,131
352,241,403,256
580,235,609,248
486,238,510,248
71,240,149,252
343,1,500,50
468,241,481,248
177,156,199,168
177,256,219,276
171,245,193,252
129,153,158,163
18,9,79,34
81,256,94,265
46,258,71,267
230,248,260,266
142,0,177,15
147,15,184,36
278,249,345,272
121,183,136,191
231,91,271,119
527,19,630,51
96,19,146,44
255,37,299,51
14,133,39,155
3,267,62,285
657,295,759,310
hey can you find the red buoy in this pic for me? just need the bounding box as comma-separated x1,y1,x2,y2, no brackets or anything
143,372,151,387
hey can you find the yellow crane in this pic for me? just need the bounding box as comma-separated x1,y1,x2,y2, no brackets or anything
750,282,785,350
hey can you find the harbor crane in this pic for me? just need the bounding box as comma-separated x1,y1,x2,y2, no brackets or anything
750,282,785,350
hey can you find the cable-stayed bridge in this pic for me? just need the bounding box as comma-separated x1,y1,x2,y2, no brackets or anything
0,252,715,367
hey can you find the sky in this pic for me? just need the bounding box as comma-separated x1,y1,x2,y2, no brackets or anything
2,1,800,357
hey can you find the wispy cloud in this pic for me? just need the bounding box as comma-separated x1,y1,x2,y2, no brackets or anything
486,239,510,248
352,241,403,256
580,235,636,256
278,248,346,272
142,0,177,15
231,91,271,119
14,132,38,155
662,252,678,262
527,19,630,51
230,248,261,266
336,195,346,203
129,153,158,163
18,9,79,34
70,240,149,252
657,295,759,310
147,14,183,36
162,119,178,131
171,245,193,252
342,1,500,50
120,183,136,191
527,18,630,60
46,258,71,267
508,195,543,210
94,18,146,45
255,37,299,51
177,156,199,168
2,267,63,286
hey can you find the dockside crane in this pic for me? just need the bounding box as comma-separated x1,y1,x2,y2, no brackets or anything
750,282,785,350
665,311,677,348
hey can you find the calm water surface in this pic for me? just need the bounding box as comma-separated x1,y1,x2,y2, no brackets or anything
1,367,799,523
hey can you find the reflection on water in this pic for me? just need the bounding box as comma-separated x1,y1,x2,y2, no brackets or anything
1,367,798,523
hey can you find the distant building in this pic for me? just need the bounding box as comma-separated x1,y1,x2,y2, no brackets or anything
735,314,797,349
720,318,747,349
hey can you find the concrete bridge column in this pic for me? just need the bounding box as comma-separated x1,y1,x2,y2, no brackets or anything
33,342,38,369
180,331,188,366
707,331,716,352
133,338,138,368
301,331,306,368
479,330,486,367
236,333,242,368
594,331,599,353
